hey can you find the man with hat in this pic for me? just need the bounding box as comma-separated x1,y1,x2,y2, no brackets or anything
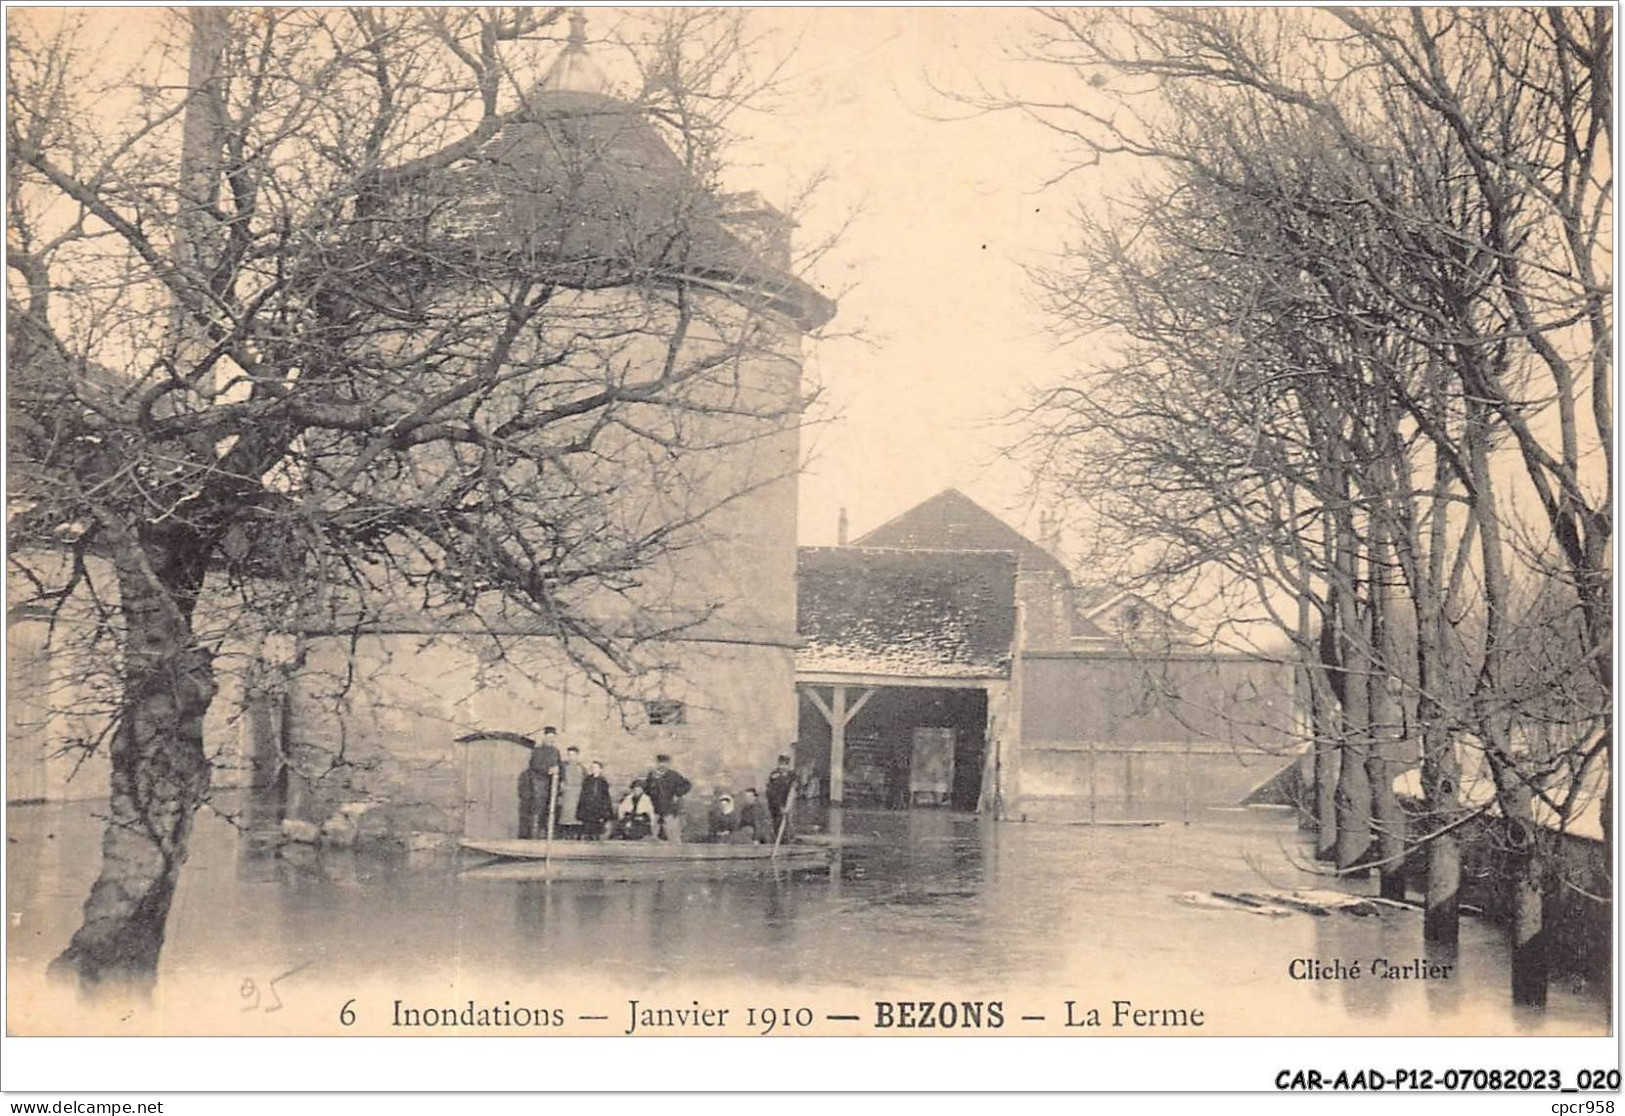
765,750,797,838
644,753,692,843
518,727,562,839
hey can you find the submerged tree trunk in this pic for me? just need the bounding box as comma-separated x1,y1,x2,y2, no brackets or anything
1364,534,1407,900
1298,593,1339,859
1365,737,1406,897
1505,823,1550,1009
51,7,233,999
1335,724,1373,872
1464,394,1549,1007
1424,828,1462,946
1328,587,1372,874
1311,693,1340,862
49,529,216,997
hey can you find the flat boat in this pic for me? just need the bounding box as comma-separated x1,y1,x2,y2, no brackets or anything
460,837,831,866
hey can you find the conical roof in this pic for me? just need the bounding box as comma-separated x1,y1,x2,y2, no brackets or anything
395,20,835,330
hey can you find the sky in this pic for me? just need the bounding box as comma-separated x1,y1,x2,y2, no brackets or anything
26,6,1096,554
714,8,1089,548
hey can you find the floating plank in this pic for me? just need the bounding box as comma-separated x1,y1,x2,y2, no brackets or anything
1235,891,1332,917
1175,891,1293,918
1287,888,1389,916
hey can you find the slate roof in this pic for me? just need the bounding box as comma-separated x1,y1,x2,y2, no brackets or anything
796,546,1018,679
852,489,1069,577
394,87,835,331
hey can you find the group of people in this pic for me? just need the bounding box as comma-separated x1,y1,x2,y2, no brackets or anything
516,735,798,847
702,752,800,844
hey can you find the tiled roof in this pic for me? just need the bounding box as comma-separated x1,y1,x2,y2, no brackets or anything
796,546,1017,679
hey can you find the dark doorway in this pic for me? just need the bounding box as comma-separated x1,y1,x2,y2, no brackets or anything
796,685,989,811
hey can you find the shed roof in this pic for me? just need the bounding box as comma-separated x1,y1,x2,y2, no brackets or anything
796,546,1018,679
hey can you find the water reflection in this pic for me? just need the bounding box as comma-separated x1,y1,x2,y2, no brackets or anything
4,798,1609,1035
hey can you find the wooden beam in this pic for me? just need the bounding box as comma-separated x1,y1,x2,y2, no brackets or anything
842,686,877,726
796,671,1006,690
829,685,847,804
800,685,836,726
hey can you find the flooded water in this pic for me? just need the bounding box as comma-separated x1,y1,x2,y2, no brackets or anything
5,797,1608,1035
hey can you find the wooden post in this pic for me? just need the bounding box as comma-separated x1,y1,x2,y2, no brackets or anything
544,767,559,869
801,683,876,809
1089,740,1098,824
1183,741,1193,825
772,775,797,858
978,682,1002,816
829,685,847,804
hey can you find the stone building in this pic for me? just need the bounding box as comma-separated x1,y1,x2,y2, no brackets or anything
242,21,833,844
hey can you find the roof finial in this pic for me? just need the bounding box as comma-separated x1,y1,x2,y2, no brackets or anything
538,6,612,95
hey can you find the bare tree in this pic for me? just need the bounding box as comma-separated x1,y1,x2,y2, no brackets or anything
7,7,833,994
997,7,1609,1006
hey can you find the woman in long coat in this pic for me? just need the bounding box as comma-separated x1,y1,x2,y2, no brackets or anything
575,761,615,838
556,745,585,835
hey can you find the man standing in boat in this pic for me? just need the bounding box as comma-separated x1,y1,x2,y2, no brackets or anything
518,728,563,840
645,753,692,843
765,751,797,838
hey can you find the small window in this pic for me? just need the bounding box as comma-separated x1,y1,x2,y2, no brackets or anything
645,699,686,726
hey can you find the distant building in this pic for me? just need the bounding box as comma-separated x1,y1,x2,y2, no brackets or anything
794,489,1298,819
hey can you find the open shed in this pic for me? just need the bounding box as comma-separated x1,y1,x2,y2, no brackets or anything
794,546,1020,812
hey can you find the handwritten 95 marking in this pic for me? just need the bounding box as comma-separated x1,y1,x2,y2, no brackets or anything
238,960,314,1014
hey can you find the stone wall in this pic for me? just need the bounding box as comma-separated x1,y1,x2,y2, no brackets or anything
281,630,796,845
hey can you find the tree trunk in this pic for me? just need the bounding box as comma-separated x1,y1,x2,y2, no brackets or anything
1313,717,1340,860
1506,823,1550,1008
1365,749,1405,898
1464,392,1550,1007
1330,597,1372,874
1308,663,1341,862
1424,831,1461,946
1335,734,1373,873
1298,594,1339,858
1416,420,1463,944
1364,537,1407,900
49,532,216,997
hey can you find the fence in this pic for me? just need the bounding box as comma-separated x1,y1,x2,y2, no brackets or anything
1020,739,1299,822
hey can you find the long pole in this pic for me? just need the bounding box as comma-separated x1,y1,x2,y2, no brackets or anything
771,776,796,858
545,767,559,870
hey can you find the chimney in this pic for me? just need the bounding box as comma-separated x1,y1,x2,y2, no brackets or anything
837,507,849,546
1039,509,1062,557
